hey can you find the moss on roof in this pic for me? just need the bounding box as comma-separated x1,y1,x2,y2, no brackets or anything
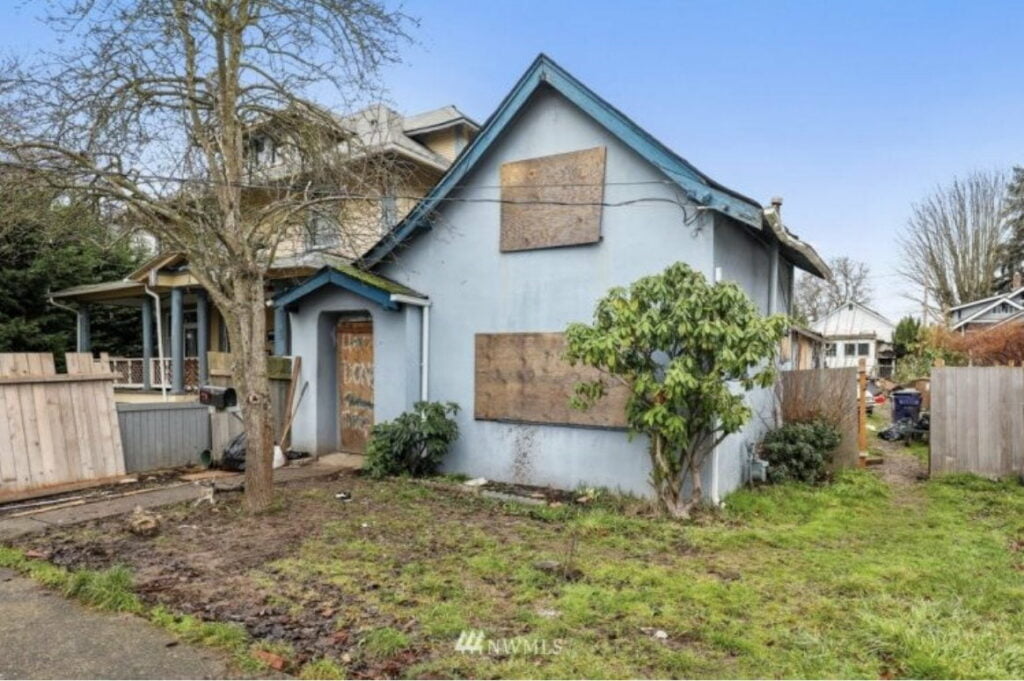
333,263,423,297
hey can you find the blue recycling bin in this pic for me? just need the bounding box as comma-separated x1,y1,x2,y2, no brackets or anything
891,388,923,422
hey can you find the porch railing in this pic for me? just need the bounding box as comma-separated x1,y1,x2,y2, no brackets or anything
109,357,200,391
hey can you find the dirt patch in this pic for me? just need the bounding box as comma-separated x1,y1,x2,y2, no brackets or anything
869,403,928,492
9,472,578,678
15,474,362,669
874,446,927,487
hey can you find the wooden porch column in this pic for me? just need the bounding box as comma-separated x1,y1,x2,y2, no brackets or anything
272,281,289,356
170,287,184,394
274,302,290,356
76,308,91,352
141,299,153,390
196,290,209,385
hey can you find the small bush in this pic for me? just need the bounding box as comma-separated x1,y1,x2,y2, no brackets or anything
364,401,459,479
761,420,841,484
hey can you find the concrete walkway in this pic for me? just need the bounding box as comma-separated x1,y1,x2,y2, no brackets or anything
0,568,231,679
0,454,362,541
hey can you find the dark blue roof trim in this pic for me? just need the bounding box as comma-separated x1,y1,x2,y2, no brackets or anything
274,266,402,311
359,53,763,268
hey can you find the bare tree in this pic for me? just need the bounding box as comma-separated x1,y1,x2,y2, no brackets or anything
0,1,413,511
792,256,872,323
900,171,1008,316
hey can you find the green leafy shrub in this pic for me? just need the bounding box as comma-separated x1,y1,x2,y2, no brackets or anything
364,401,460,479
761,420,841,484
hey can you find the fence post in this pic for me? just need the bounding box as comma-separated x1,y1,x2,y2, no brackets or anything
858,357,868,465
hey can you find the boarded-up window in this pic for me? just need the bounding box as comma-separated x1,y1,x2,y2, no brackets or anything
500,147,606,252
474,332,628,428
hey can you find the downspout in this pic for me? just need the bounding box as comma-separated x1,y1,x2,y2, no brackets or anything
390,294,431,402
145,285,168,402
710,268,723,506
48,296,81,349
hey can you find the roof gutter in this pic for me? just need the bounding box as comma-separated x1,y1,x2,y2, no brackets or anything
48,296,83,352
390,294,431,402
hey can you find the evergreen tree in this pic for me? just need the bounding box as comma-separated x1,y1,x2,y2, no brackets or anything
999,166,1024,290
0,182,145,358
892,315,922,358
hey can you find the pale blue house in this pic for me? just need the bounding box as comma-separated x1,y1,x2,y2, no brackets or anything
277,55,828,499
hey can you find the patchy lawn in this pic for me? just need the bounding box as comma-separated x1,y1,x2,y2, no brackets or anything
6,467,1024,679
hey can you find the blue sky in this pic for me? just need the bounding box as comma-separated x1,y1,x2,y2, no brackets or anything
3,0,1023,321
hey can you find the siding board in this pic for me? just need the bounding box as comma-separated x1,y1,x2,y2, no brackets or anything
117,402,211,473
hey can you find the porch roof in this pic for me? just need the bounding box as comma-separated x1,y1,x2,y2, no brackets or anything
50,280,147,306
274,264,425,311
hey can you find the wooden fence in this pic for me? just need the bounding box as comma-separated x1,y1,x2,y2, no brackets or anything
931,367,1024,478
0,352,126,499
117,402,211,472
779,367,859,469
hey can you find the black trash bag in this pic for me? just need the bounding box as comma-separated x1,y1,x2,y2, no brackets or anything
878,425,903,441
221,432,247,471
879,418,910,442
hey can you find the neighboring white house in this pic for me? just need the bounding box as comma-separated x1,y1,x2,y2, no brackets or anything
813,301,895,376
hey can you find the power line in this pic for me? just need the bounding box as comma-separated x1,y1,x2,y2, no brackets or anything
0,158,707,223
0,159,681,194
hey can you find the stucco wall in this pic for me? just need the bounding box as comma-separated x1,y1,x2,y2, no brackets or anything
288,285,420,455
290,84,791,500
712,214,789,495
377,85,752,497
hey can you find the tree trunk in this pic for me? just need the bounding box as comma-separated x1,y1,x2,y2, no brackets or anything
226,271,275,513
650,433,687,517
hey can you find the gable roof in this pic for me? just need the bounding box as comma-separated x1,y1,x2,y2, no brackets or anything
273,264,424,311
813,301,895,335
951,289,1024,330
128,252,187,283
402,105,479,136
359,53,770,269
948,287,1024,312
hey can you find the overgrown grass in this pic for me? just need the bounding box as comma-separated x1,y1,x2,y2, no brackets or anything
0,546,141,612
9,468,1024,678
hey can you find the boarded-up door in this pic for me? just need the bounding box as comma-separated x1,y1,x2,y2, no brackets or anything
337,319,374,453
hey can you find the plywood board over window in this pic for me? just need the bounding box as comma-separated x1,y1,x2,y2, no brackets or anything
475,332,629,428
500,147,606,252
